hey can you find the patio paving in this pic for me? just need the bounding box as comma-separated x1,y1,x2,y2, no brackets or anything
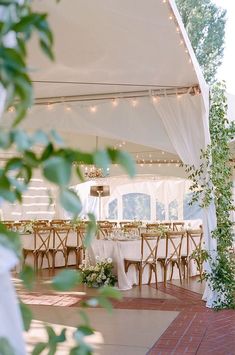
15,273,235,354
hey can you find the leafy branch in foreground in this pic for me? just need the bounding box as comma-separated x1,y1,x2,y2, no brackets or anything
0,1,135,354
185,82,235,309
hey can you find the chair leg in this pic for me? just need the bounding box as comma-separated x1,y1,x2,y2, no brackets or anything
170,262,174,280
154,265,158,289
177,261,182,284
139,265,143,288
163,264,168,286
148,265,152,285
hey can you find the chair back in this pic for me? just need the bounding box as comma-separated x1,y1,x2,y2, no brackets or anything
122,224,140,237
34,221,48,228
187,229,203,256
172,222,185,231
165,231,185,261
52,226,71,251
159,222,172,230
141,233,162,263
146,223,160,231
33,227,53,251
50,219,66,226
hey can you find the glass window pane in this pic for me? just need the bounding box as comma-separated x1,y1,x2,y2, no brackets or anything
122,193,150,220
169,199,178,220
183,193,202,220
156,200,166,221
108,198,118,220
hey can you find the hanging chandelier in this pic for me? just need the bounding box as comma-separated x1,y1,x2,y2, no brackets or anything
84,166,110,179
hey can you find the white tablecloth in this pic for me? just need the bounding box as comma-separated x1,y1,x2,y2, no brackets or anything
88,238,197,290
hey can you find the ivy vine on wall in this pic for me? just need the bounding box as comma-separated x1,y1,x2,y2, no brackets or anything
185,82,235,309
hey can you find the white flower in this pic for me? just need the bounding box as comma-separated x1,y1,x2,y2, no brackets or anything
95,255,100,261
107,257,112,263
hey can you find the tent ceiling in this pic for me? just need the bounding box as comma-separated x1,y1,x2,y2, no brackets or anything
30,0,199,99
2,0,208,170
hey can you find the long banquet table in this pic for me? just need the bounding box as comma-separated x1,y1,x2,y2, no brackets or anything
88,238,197,290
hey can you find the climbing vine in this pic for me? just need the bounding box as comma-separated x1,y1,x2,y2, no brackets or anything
185,82,235,309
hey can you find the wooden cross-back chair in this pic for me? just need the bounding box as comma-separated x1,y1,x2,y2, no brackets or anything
49,226,71,269
33,220,49,228
181,228,204,280
119,221,133,228
159,222,172,229
146,223,160,231
172,222,185,231
23,226,53,271
158,231,186,286
97,221,117,238
122,224,140,237
66,226,86,268
50,219,66,227
124,232,162,288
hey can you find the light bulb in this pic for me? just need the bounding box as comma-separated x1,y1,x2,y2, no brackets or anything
65,105,71,112
112,99,118,107
131,98,138,107
90,105,97,113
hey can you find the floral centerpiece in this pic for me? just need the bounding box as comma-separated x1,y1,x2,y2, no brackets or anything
22,221,35,234
80,256,117,288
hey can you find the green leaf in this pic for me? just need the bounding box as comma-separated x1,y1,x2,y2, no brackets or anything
12,129,32,151
59,188,82,215
0,131,11,149
84,214,97,248
43,156,71,186
116,151,135,177
98,286,122,300
19,264,35,290
0,225,21,258
32,130,49,145
5,158,23,171
93,150,110,172
32,342,47,355
76,325,94,336
19,302,33,331
50,130,64,146
108,149,135,177
52,269,81,291
0,338,15,355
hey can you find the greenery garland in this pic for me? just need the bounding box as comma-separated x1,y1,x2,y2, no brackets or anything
185,82,235,309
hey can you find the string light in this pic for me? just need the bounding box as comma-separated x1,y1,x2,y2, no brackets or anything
8,106,15,113
65,105,71,112
152,95,159,103
169,14,173,20
131,98,138,107
90,105,97,113
47,103,54,111
112,99,118,107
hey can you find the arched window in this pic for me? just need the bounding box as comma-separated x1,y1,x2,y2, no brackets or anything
122,193,150,220
183,193,202,220
169,199,178,220
108,198,118,220
156,200,166,221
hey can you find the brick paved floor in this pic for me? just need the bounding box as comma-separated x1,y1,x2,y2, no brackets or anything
111,283,235,355
19,276,235,354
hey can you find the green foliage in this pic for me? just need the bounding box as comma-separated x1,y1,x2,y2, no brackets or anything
176,0,226,84
80,258,117,288
0,1,53,124
52,269,82,291
0,1,135,353
0,338,14,355
185,82,235,308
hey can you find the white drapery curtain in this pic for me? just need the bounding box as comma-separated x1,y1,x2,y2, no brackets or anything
153,93,218,308
0,3,26,353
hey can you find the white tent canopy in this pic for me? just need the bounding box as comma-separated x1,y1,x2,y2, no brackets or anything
2,1,217,307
